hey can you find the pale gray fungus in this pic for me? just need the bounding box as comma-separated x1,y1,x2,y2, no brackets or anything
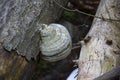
2,23,72,61
40,24,72,62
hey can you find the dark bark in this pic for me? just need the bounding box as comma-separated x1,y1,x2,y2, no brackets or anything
94,67,120,80
70,0,100,13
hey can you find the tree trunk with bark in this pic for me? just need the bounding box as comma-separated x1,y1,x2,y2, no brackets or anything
0,0,68,80
78,0,120,80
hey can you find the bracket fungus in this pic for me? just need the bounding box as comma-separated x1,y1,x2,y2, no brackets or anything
40,24,72,62
2,23,72,62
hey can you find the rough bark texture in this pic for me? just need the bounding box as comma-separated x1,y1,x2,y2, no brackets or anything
0,0,68,80
0,0,68,60
78,0,120,80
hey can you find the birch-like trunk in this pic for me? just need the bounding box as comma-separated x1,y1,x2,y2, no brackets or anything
0,0,68,80
78,0,120,80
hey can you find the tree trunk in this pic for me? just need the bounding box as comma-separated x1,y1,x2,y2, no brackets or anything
0,0,68,80
78,0,120,80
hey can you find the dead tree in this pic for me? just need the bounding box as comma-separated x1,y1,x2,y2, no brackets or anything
0,0,68,80
78,0,120,80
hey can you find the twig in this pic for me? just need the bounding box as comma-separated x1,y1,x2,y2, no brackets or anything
72,46,81,50
53,0,120,22
73,60,79,63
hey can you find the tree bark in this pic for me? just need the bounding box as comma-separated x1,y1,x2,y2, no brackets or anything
0,0,68,80
78,0,120,80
